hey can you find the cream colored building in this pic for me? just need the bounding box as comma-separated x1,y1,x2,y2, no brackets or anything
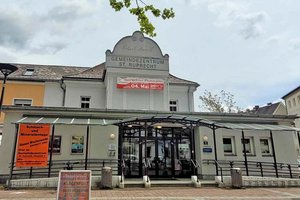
0,32,299,185
282,86,300,128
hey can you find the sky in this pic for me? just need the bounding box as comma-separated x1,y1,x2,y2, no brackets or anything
0,0,299,111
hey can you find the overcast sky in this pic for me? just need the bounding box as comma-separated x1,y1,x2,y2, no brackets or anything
0,0,299,111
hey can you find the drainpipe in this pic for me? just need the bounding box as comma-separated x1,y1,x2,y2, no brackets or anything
59,79,66,106
187,86,191,112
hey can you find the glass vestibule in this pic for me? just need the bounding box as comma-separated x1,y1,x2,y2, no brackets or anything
121,126,193,178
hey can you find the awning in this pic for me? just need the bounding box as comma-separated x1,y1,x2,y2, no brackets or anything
12,115,300,131
215,122,300,131
14,117,118,126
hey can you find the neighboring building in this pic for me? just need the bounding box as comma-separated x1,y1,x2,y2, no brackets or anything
252,102,287,115
0,31,299,185
0,65,87,141
282,86,300,128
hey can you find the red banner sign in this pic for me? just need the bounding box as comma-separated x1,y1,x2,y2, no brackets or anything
117,77,164,90
16,124,50,167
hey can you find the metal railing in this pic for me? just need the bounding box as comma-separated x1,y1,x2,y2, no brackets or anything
10,159,119,180
191,159,201,182
203,159,300,179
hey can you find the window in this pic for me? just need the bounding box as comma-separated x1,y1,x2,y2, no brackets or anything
298,96,300,104
223,137,235,155
293,98,296,106
169,100,177,111
23,68,35,76
288,100,292,108
260,138,271,155
71,136,84,154
49,136,61,153
80,96,90,108
13,99,32,106
0,134,2,146
241,138,255,155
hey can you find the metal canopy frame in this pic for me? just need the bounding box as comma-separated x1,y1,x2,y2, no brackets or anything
7,114,300,183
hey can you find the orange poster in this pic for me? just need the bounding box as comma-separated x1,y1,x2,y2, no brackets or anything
16,124,50,167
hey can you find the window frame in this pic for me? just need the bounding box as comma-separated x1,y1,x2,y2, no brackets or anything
169,100,178,112
242,137,255,156
80,96,91,108
13,98,33,106
260,138,272,156
23,68,35,76
223,136,236,155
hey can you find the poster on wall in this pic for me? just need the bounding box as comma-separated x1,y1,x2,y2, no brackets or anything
16,124,50,167
71,136,84,154
117,77,164,90
57,170,91,200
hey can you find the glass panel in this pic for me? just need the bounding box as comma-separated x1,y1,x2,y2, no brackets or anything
260,139,270,154
177,138,191,177
123,138,140,176
142,140,156,176
157,139,172,177
223,138,233,153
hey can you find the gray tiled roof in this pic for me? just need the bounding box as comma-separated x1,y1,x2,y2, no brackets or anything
0,62,199,86
255,102,280,115
0,63,88,81
63,63,105,80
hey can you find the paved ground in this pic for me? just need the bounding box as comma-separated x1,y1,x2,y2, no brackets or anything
1,187,300,200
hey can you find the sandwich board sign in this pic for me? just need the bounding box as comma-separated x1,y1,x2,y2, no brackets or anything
57,170,91,200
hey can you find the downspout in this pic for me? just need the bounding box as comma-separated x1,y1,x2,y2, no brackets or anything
59,79,66,106
187,85,191,112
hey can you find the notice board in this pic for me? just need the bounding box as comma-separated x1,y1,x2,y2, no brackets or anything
16,124,50,167
57,170,91,200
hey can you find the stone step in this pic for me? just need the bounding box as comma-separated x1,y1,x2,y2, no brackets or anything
124,179,218,188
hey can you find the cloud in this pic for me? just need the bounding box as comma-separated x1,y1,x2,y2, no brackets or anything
289,38,300,50
238,12,268,39
29,41,67,54
207,1,269,39
0,10,35,49
0,0,97,54
45,0,95,23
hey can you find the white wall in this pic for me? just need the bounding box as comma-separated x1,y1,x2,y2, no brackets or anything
169,85,195,112
195,127,299,176
105,69,169,111
64,81,106,108
43,82,64,107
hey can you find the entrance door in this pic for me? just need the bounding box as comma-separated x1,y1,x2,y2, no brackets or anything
122,127,193,178
141,138,173,178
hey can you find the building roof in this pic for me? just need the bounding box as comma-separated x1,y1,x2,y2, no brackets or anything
0,63,87,81
0,62,199,86
63,63,105,80
282,86,300,99
254,102,282,115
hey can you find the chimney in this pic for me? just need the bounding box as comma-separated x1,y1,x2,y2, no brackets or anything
253,105,259,111
267,103,272,106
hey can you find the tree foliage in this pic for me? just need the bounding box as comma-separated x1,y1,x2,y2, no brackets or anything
109,0,175,37
199,90,241,113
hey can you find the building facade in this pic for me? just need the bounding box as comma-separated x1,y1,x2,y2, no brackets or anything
282,86,300,128
0,32,299,183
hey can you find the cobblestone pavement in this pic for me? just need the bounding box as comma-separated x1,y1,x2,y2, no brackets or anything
1,187,300,200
